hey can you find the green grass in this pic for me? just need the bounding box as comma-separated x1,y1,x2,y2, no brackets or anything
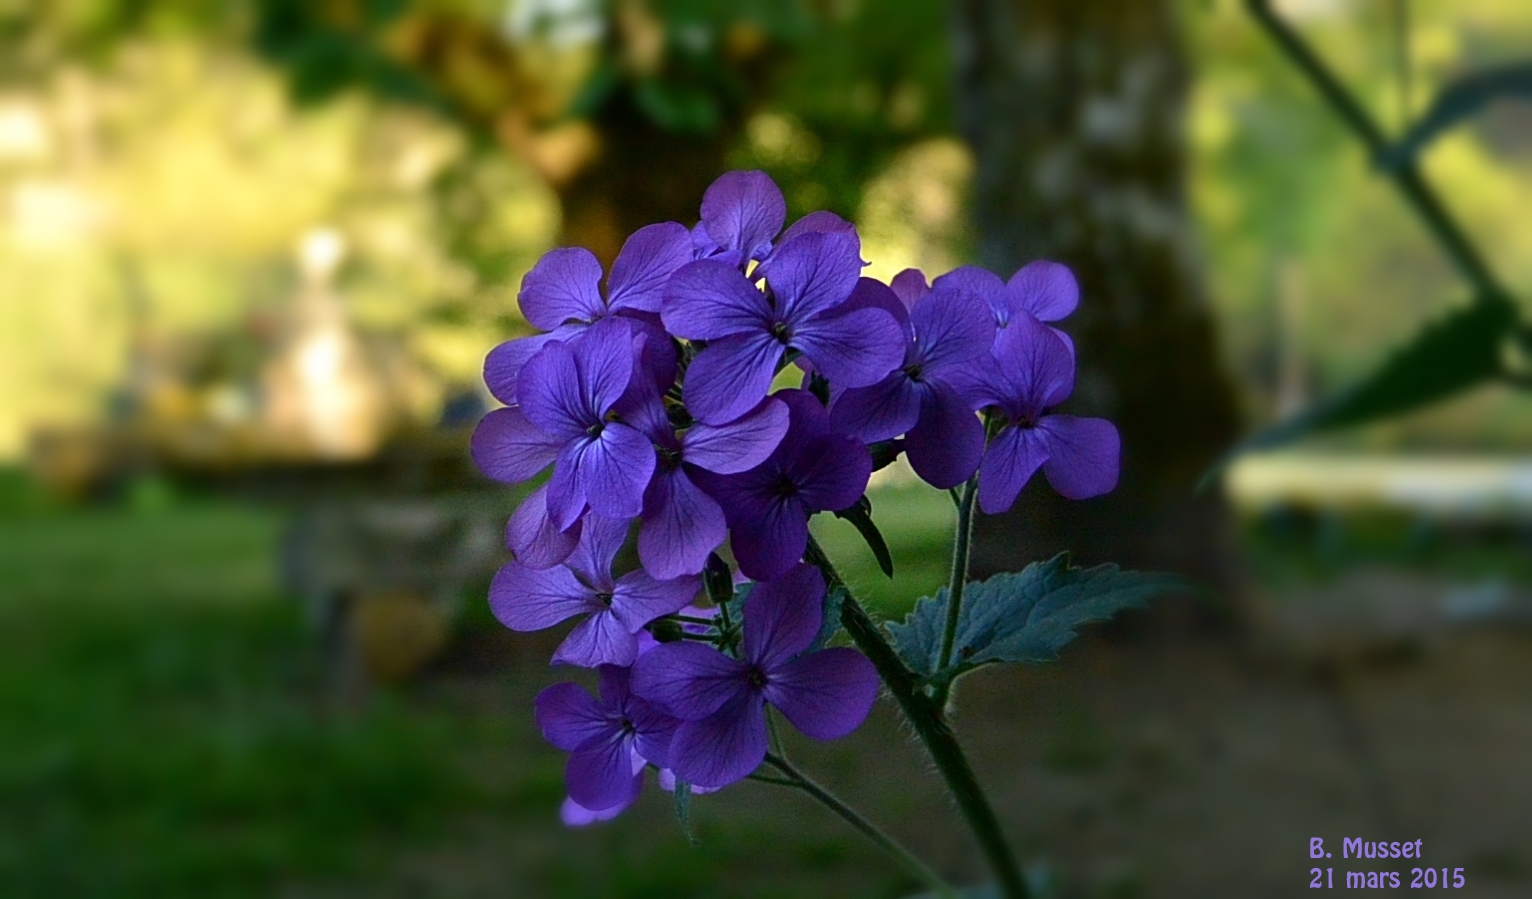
0,500,530,896
0,486,935,897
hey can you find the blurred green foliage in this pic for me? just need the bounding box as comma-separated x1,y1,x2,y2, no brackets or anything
1188,0,1532,450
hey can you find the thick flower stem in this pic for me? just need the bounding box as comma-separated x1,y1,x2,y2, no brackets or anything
763,753,957,899
805,535,1030,899
936,475,980,689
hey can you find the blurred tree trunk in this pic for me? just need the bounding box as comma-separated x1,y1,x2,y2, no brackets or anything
950,0,1245,606
542,96,735,270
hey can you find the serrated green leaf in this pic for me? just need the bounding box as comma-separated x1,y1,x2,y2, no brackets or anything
833,496,894,578
1380,64,1532,170
887,554,1193,690
1201,299,1516,488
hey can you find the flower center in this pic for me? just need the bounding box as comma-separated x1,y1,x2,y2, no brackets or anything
586,421,605,438
595,592,614,607
901,362,924,382
769,320,791,343
746,666,769,690
773,476,799,499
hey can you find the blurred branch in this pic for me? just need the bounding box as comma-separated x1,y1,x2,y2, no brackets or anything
1245,0,1510,306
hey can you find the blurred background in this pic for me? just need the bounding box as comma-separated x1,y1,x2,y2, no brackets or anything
2,0,1530,895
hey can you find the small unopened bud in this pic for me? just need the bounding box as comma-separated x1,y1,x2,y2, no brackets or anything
649,619,685,643
703,552,733,604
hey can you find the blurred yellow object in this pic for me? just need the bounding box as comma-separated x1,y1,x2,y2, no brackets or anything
350,592,451,686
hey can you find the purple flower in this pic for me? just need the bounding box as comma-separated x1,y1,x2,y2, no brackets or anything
484,223,691,404
934,259,1078,331
688,171,859,270
630,564,878,789
663,230,903,425
829,277,995,489
516,322,656,529
690,170,786,268
536,665,681,818
970,314,1119,513
490,515,700,667
692,390,871,580
618,384,791,579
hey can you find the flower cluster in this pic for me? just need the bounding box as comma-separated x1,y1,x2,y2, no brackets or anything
473,170,1120,823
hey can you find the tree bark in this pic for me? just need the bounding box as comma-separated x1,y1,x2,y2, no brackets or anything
950,0,1245,606
552,93,735,270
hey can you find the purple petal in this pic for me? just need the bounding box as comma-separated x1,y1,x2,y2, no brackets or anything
681,397,789,474
729,497,809,581
661,260,771,340
597,663,633,707
977,425,1052,515
611,570,701,632
545,447,590,531
1004,260,1078,322
566,423,655,521
837,276,910,332
793,306,905,388
631,641,750,720
839,275,906,335
489,562,597,631
535,682,612,751
700,170,785,263
1038,415,1120,499
520,247,606,331
889,268,929,309
933,265,1007,326
658,767,719,795
668,695,768,789
985,313,1075,417
518,341,591,437
759,230,862,323
774,386,834,434
565,731,643,811
904,383,984,489
638,468,727,579
742,562,826,668
779,209,858,246
681,331,783,426
788,434,871,514
563,513,627,588
506,484,580,569
484,328,574,405
554,610,640,667
911,284,995,373
627,317,680,394
607,222,693,314
561,795,629,826
573,322,636,416
470,406,561,484
829,374,921,444
764,648,878,740
627,700,681,769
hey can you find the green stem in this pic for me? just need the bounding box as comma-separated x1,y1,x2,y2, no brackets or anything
936,475,979,683
806,535,1030,899
764,753,958,899
1245,0,1509,304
